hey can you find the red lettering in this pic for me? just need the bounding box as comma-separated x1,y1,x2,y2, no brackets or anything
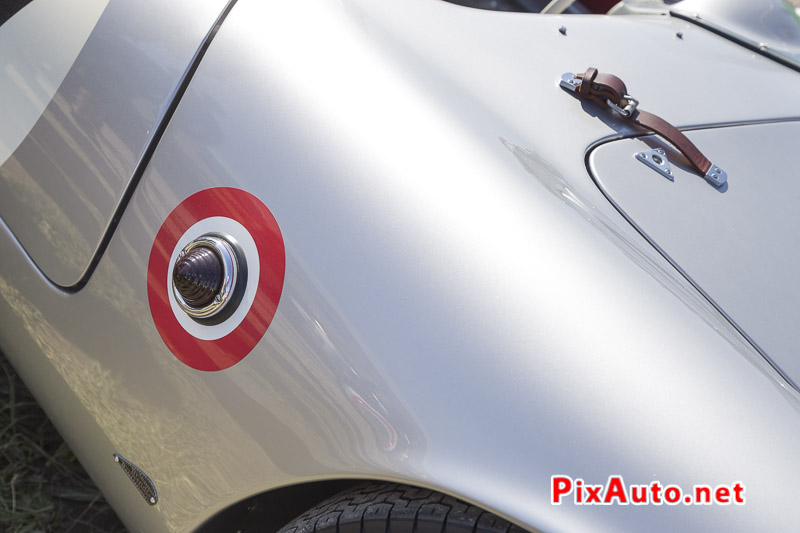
694,485,711,504
650,481,662,504
550,477,746,507
551,476,573,504
630,485,648,504
664,485,681,504
585,485,602,503
603,476,628,504
733,483,745,504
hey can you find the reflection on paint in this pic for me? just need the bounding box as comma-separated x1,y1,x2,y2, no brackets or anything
0,0,229,288
674,0,800,66
501,137,800,413
0,0,109,165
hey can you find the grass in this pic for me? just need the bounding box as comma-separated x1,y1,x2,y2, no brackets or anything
0,352,126,533
0,2,125,529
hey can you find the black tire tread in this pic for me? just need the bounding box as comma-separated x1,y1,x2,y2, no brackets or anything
278,482,529,533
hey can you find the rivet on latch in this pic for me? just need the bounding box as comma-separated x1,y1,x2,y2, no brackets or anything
704,165,728,188
635,148,674,181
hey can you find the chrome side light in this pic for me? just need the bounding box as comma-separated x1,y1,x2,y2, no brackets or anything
172,234,246,323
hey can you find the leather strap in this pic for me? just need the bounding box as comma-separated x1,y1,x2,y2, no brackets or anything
633,110,711,175
574,68,712,176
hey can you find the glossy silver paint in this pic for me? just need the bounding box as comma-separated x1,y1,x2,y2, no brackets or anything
2,1,800,532
590,122,800,391
674,0,800,65
0,0,109,164
0,0,229,287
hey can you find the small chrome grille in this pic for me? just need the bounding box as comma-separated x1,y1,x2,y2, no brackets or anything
113,453,158,505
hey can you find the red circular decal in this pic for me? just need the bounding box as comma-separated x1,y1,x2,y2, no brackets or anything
147,188,285,371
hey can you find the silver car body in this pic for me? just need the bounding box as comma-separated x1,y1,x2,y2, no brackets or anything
1,0,799,531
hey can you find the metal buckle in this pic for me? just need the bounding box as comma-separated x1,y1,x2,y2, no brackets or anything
559,73,638,119
607,95,639,118
559,72,581,92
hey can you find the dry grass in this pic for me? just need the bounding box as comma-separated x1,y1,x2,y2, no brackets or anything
0,352,125,533
1,3,122,529
0,1,125,528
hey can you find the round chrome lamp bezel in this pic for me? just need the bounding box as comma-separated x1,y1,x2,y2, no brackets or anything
172,234,242,320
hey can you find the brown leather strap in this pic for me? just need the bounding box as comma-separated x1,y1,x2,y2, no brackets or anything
577,70,628,109
577,67,598,98
573,67,711,176
633,110,711,175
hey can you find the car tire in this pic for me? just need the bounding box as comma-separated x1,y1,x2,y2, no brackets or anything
278,481,528,533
